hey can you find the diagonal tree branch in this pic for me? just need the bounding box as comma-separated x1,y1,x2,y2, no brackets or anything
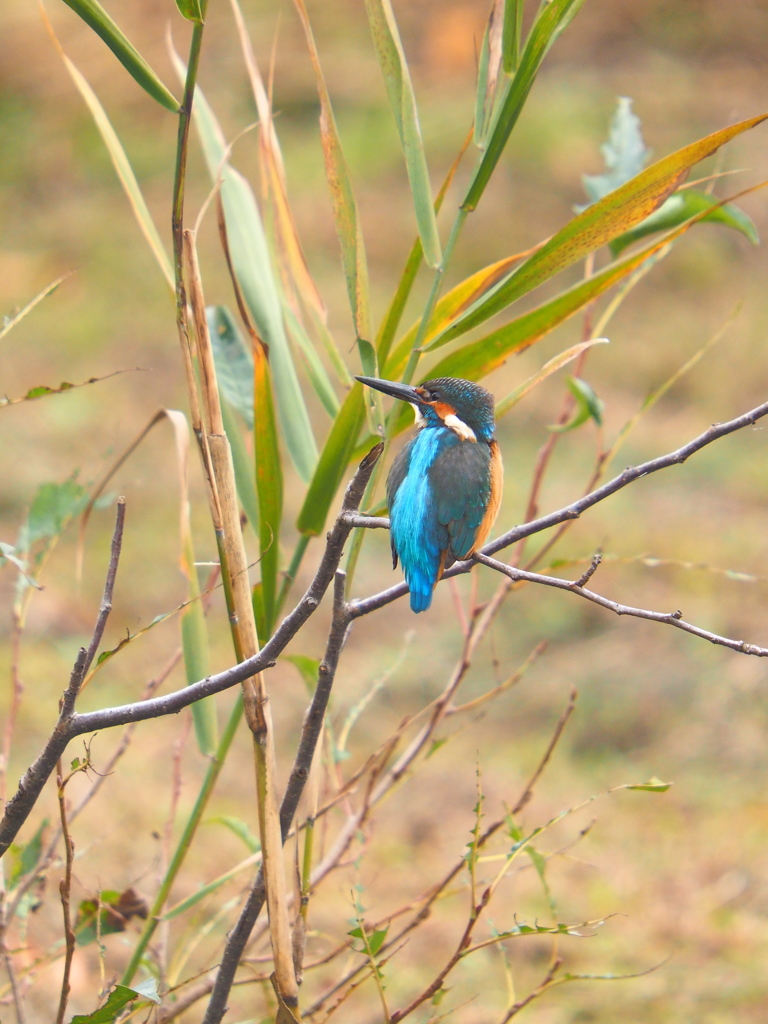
473,552,768,657
3,401,766,859
200,571,354,1024
0,446,382,859
348,397,768,617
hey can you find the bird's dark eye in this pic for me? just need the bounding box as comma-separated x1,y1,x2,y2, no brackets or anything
423,388,439,403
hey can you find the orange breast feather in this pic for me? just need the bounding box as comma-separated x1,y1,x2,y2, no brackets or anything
469,440,503,554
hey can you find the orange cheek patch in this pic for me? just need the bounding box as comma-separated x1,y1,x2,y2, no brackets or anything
432,401,455,420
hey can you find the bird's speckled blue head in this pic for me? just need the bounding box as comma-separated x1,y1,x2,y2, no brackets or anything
356,375,496,442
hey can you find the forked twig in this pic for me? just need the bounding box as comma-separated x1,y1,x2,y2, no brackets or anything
348,397,768,615
0,448,382,858
195,459,378,1024
511,688,578,816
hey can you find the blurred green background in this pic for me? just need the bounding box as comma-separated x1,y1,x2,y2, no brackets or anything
2,0,768,1020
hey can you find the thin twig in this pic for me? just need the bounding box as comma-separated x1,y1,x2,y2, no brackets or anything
62,497,126,719
500,958,563,1021
0,914,26,1024
511,688,578,815
0,447,382,859
348,396,768,616
1,613,25,810
53,762,76,1024
3,645,184,927
5,400,768,861
473,553,768,657
197,461,377,1024
385,695,577,1024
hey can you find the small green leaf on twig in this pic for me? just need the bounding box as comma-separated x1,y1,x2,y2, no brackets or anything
69,979,160,1023
8,819,48,889
210,815,261,854
0,368,142,408
625,777,672,792
348,924,389,957
284,654,321,691
25,477,90,549
610,189,759,257
549,376,604,432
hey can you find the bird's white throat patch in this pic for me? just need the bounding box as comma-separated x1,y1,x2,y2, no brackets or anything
411,403,477,441
443,413,477,441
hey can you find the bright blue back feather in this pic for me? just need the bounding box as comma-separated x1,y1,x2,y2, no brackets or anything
389,429,443,613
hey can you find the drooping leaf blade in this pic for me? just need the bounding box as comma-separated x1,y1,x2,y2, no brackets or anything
364,0,441,267
293,0,374,375
440,111,768,345
172,50,317,482
495,338,609,419
58,0,179,111
424,221,694,384
53,50,174,290
164,409,217,756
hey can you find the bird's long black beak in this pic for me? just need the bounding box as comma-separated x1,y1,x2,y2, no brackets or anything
355,375,422,404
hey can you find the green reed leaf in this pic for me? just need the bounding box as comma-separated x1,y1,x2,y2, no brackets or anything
364,0,441,267
59,0,179,111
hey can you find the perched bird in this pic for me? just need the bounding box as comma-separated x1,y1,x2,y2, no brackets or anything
356,375,503,612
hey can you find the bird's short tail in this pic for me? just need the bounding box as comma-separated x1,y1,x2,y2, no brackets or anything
406,551,449,612
409,586,433,613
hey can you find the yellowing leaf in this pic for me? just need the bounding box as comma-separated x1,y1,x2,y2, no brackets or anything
439,111,768,347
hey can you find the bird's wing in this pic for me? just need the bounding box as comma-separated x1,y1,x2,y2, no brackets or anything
386,437,416,569
429,438,492,566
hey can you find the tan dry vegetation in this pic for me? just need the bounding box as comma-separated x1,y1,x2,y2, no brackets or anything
1,0,768,1021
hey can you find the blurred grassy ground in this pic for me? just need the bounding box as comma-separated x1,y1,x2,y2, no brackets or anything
2,0,768,1021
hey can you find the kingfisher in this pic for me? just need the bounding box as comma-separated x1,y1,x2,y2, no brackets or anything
356,375,503,613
